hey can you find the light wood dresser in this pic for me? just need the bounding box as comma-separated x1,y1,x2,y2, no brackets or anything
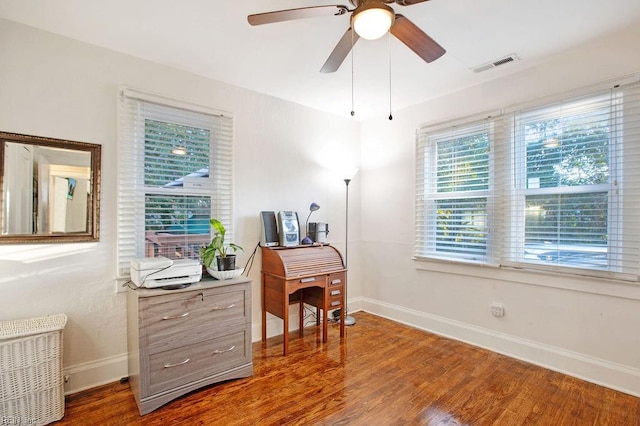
127,277,252,415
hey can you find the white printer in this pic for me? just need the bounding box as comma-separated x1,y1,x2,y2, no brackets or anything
130,256,202,288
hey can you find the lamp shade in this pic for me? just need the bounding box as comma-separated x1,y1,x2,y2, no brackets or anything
343,168,359,181
352,3,394,40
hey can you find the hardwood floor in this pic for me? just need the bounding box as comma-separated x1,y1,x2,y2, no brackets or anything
55,312,639,425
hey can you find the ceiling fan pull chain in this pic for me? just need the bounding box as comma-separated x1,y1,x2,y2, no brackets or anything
388,31,393,121
351,27,355,117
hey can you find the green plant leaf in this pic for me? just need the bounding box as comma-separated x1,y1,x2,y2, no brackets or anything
199,218,243,262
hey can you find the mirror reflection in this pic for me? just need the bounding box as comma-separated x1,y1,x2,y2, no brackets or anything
0,132,101,243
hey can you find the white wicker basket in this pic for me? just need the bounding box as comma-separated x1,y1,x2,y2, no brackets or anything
0,314,67,426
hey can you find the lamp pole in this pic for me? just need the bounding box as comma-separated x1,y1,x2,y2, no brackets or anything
342,177,356,326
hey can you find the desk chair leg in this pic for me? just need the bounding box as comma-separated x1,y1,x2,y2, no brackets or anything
322,289,328,343
261,274,267,347
261,309,267,347
283,293,289,356
298,299,304,337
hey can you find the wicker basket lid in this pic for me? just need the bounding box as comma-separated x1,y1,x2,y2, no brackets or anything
0,313,67,340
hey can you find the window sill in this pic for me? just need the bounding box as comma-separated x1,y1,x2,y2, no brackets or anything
413,256,640,301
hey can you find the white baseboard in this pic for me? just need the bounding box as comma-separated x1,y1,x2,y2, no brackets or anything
359,297,640,398
63,353,128,395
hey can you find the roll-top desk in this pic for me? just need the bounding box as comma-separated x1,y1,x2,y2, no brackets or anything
127,277,252,415
261,245,346,355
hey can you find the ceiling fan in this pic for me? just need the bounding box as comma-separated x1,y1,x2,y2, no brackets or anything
247,0,446,73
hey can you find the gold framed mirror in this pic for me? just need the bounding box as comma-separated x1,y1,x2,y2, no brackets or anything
0,131,101,243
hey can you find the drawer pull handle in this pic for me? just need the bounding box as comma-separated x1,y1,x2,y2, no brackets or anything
300,277,316,283
162,312,189,320
330,290,341,296
331,301,341,307
164,358,190,368
331,279,342,285
212,303,235,311
213,345,236,355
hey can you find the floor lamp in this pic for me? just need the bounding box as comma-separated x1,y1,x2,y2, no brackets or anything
342,170,357,326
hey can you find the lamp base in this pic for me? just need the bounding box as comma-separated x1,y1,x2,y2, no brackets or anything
334,309,356,326
340,315,357,326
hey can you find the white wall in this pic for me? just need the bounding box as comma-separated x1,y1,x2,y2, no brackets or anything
0,19,360,393
359,22,640,396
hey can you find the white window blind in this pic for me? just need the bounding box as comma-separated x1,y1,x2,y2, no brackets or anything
117,88,234,277
416,119,497,262
507,85,640,279
416,81,640,281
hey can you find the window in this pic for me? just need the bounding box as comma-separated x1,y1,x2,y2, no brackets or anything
416,121,493,262
513,95,614,271
117,89,233,277
416,81,640,281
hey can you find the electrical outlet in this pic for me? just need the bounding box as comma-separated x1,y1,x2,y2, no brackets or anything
490,303,505,317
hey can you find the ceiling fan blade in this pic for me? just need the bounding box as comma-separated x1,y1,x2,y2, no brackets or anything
320,27,360,73
394,0,431,6
390,14,445,63
248,5,349,26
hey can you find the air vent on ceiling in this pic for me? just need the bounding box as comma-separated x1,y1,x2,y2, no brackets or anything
471,54,519,73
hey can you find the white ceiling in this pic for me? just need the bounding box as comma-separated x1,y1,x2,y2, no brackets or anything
2,0,640,120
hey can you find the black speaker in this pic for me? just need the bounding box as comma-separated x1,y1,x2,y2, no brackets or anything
260,211,279,247
309,222,329,243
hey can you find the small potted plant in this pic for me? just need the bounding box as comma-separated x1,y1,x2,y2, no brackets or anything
200,219,244,271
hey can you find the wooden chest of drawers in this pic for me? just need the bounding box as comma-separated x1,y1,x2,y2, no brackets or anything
127,277,252,415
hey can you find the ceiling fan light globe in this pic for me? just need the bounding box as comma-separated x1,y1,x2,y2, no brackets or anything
352,5,394,40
